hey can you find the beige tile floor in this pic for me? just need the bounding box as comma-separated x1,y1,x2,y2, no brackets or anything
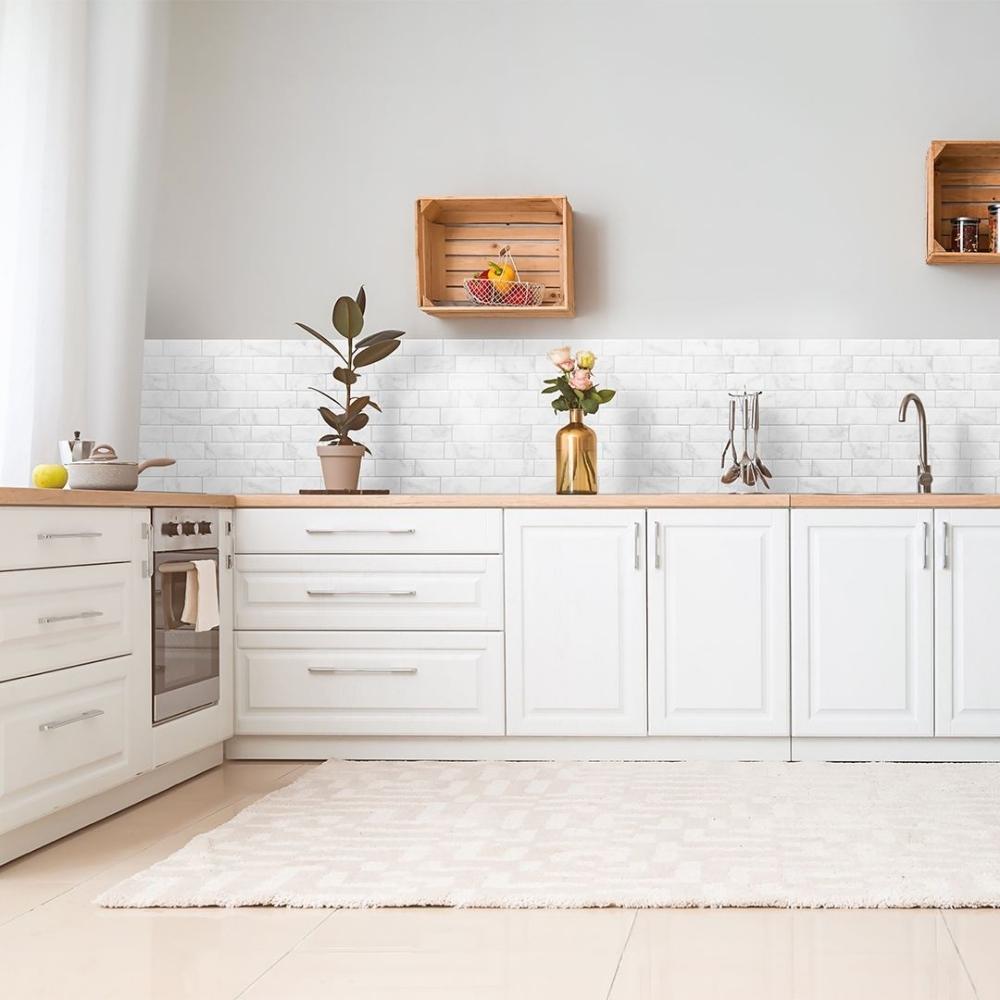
0,760,994,999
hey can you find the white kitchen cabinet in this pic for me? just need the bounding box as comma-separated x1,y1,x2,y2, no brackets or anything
235,631,504,736
504,510,646,736
0,507,135,572
236,508,501,555
235,554,503,631
791,509,934,738
0,653,151,835
647,509,789,736
935,509,1000,737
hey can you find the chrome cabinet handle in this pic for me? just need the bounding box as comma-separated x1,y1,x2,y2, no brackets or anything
305,528,415,535
923,521,930,570
37,611,103,625
634,522,641,570
39,708,105,732
942,521,950,570
654,521,662,570
305,590,417,598
308,666,418,675
37,531,103,541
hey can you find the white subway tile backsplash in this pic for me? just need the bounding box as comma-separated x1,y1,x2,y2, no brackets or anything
139,339,1000,495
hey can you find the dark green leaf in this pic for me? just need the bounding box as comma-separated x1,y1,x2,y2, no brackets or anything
597,388,616,403
347,412,370,431
541,385,559,394
355,328,406,350
356,285,366,315
581,396,598,414
310,386,342,408
332,296,364,340
333,366,358,386
319,406,345,430
346,395,370,417
552,397,570,412
557,382,577,406
353,340,400,368
295,322,347,363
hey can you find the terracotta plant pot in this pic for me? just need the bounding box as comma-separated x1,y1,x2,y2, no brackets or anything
317,444,365,491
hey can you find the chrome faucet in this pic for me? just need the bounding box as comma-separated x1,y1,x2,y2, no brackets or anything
898,393,933,494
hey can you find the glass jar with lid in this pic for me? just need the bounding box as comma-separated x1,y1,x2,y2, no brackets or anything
988,204,1000,253
951,216,980,253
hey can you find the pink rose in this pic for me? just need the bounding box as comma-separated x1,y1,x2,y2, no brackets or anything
547,346,574,371
568,367,593,391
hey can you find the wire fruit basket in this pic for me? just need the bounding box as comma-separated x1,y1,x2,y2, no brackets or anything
464,247,546,308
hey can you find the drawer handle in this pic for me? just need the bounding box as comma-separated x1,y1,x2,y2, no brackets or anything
38,708,105,732
37,611,104,625
305,590,416,598
308,667,418,675
37,531,103,541
305,528,416,535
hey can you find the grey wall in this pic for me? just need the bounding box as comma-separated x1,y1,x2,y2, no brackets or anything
148,0,1000,342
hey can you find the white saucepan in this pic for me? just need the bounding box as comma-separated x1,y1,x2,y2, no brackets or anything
67,445,176,491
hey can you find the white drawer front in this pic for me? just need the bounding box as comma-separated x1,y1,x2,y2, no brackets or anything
235,555,503,631
0,654,150,834
0,563,135,683
235,631,504,735
0,507,135,571
235,508,502,555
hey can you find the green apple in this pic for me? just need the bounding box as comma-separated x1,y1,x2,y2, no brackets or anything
32,464,68,489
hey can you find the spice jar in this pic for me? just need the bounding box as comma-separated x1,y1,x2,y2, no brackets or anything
951,216,980,253
988,204,1000,253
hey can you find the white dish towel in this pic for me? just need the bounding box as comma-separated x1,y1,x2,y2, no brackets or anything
180,560,220,632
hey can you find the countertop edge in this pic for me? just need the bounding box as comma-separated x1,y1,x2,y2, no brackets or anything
2,489,1000,509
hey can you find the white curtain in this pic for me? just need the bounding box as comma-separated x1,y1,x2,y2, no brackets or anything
0,0,167,484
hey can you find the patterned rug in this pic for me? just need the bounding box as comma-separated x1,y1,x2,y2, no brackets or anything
97,759,1000,908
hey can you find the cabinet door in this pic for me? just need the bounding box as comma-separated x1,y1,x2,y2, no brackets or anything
935,510,1000,736
504,510,646,736
647,509,789,736
0,654,150,834
791,509,933,737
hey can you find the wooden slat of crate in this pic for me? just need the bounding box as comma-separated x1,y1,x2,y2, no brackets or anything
927,141,1000,263
416,196,574,316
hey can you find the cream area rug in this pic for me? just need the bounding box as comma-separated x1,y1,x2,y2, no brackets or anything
97,760,1000,909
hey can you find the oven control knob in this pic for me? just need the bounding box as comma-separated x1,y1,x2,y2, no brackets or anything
181,522,196,536
161,522,179,536
198,521,213,535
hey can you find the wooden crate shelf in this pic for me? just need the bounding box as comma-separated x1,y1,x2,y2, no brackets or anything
415,196,574,317
926,141,1000,264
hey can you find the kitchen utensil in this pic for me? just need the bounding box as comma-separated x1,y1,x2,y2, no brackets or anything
58,431,95,465
752,395,773,483
721,400,736,468
67,445,175,491
721,400,740,483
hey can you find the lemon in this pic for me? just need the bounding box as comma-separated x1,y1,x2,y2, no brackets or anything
32,464,68,489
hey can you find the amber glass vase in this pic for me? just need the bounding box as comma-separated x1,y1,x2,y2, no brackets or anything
555,409,598,494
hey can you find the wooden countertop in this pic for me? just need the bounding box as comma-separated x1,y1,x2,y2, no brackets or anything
232,493,791,509
0,488,234,508
3,488,1000,510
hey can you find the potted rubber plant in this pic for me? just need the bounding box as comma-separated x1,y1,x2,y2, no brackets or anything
295,286,405,491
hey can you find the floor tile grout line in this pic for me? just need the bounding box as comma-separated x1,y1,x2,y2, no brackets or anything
940,909,981,1000
604,909,639,1000
233,912,337,1000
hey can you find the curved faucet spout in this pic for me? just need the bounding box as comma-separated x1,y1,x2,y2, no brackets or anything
898,393,933,494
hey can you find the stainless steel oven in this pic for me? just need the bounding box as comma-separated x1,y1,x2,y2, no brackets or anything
152,508,220,725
